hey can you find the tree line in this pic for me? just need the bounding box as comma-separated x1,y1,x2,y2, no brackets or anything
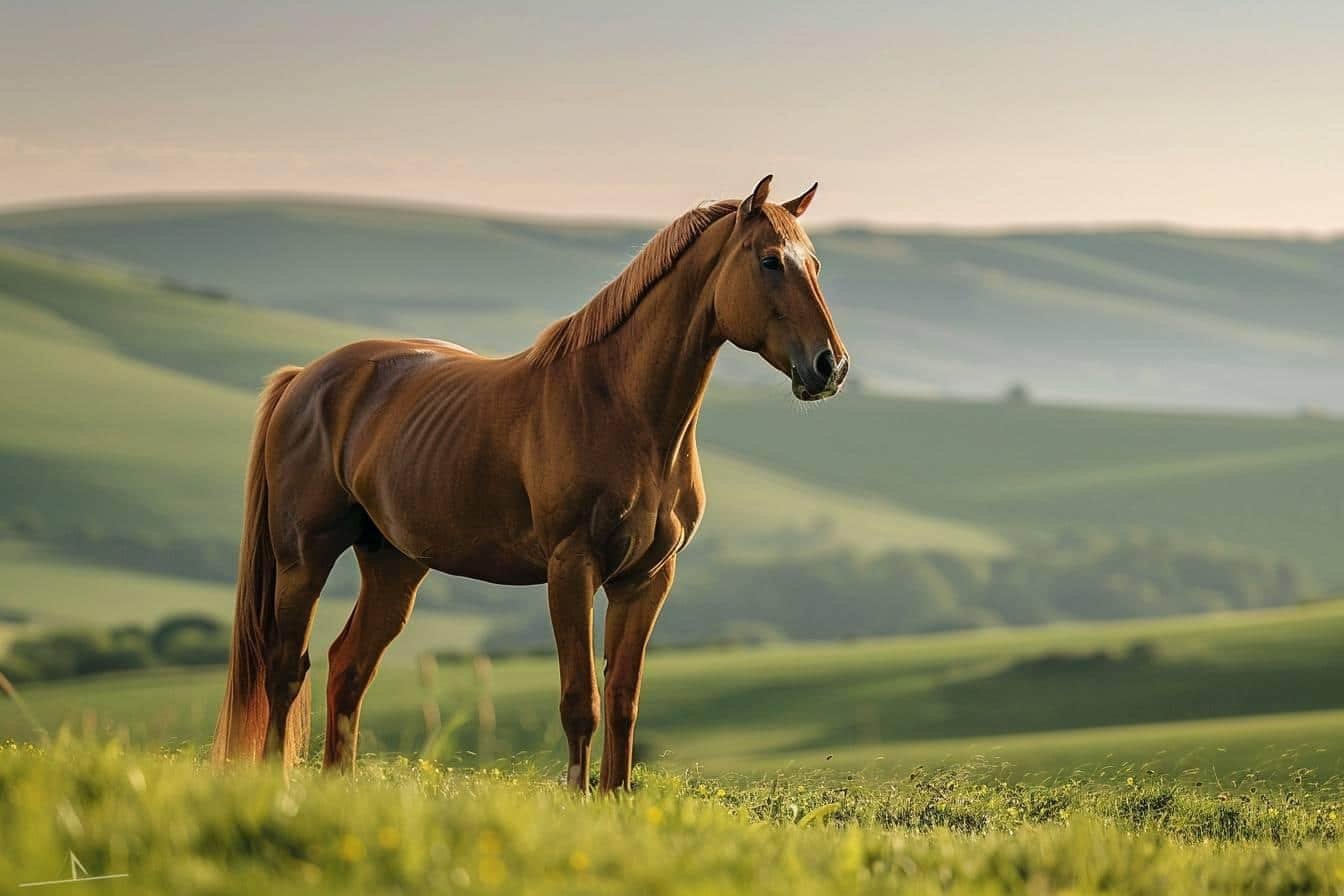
0,614,229,684
483,531,1318,650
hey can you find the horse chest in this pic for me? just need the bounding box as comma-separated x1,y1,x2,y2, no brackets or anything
602,484,702,583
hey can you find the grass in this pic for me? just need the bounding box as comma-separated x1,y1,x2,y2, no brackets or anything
1,742,1342,894
5,600,1344,783
0,242,375,392
0,540,235,626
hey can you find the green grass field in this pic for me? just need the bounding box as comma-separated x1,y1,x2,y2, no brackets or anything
6,600,1343,785
3,203,1344,892
2,744,1341,894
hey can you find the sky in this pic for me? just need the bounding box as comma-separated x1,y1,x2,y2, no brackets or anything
2,1,1342,231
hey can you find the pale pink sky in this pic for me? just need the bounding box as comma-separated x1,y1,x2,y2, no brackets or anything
2,1,1342,231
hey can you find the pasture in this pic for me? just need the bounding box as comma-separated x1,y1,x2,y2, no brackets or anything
5,599,1343,784
2,743,1341,894
3,206,1344,891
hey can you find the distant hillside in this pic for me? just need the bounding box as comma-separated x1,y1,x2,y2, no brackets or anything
2,196,1343,411
718,393,1344,586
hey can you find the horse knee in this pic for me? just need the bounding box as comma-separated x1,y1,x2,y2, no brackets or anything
559,690,598,739
268,651,311,705
606,686,638,736
327,656,371,712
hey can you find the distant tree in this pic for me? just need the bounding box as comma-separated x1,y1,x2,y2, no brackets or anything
152,615,230,666
8,629,151,679
712,621,787,647
872,553,962,632
1001,381,1032,405
435,532,1321,652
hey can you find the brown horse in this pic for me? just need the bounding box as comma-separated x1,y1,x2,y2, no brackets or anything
212,175,849,791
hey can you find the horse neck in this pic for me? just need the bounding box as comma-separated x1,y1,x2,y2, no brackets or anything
587,217,733,461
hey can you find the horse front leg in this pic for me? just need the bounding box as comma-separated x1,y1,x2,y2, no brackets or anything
547,543,602,792
599,558,674,792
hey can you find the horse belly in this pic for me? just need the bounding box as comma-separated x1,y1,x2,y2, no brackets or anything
355,456,547,586
366,492,547,586
423,538,548,586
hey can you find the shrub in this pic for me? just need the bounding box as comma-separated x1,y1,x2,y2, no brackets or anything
0,613,232,684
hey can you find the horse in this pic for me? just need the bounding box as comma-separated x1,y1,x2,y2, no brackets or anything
212,175,850,791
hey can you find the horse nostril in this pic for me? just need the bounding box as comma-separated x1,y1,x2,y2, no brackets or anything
814,349,835,381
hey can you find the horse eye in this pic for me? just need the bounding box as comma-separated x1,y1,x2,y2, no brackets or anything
760,255,782,271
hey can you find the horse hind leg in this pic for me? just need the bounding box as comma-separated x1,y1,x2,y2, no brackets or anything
261,526,350,766
323,543,428,772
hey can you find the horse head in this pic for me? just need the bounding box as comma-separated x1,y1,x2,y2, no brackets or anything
711,175,850,401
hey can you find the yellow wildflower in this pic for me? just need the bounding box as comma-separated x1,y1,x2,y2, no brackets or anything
339,834,366,863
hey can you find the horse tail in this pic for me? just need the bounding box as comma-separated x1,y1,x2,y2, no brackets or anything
212,366,303,765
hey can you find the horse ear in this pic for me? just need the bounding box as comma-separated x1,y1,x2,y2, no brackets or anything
781,182,818,217
739,174,773,219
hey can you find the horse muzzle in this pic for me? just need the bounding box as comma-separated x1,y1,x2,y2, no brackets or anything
790,348,849,401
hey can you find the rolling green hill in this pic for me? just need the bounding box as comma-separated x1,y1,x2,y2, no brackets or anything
700,391,1344,584
0,242,371,547
5,599,1344,782
2,196,1342,412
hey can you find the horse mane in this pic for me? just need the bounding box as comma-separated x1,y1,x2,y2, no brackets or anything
526,200,740,366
